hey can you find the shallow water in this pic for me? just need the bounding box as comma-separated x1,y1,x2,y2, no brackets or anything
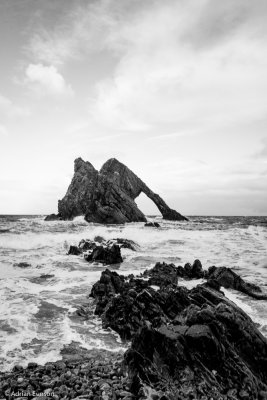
0,214,266,371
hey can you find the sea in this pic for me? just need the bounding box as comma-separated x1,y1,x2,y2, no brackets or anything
0,215,267,372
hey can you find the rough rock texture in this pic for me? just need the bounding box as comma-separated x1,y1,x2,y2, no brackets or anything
84,243,123,265
206,266,267,300
106,238,140,251
0,345,132,400
68,237,139,265
86,263,267,400
87,262,266,328
126,306,267,399
53,157,187,223
3,261,266,400
177,259,205,279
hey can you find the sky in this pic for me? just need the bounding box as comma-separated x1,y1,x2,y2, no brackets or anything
0,0,266,216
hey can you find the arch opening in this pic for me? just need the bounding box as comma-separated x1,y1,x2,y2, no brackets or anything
135,192,161,218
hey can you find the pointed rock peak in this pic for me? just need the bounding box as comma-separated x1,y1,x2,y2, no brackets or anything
100,158,124,173
56,157,188,223
74,157,96,173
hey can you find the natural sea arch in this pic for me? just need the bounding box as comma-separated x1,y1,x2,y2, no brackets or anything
135,192,161,217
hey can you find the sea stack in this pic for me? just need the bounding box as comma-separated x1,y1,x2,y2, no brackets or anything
46,157,188,224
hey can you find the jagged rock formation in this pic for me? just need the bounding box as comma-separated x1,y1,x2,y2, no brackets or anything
87,262,267,339
67,237,139,265
207,266,267,300
85,263,267,400
52,157,187,224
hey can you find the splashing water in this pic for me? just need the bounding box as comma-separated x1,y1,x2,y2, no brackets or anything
0,214,266,370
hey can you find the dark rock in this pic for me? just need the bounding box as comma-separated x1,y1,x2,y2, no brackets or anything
144,222,160,228
84,244,123,265
89,264,191,339
56,157,187,223
13,262,31,268
78,238,139,252
29,274,55,284
207,266,267,299
28,362,38,369
0,348,127,400
94,235,105,243
44,213,62,221
12,365,24,372
107,238,139,251
89,269,126,315
68,237,138,264
142,262,179,287
179,259,204,279
78,239,98,251
205,278,221,291
191,259,204,278
68,245,82,255
40,274,54,279
125,283,267,399
86,263,267,398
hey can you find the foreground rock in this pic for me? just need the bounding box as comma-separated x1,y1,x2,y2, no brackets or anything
0,345,133,400
68,237,139,265
86,262,267,399
46,157,188,223
160,260,267,298
88,262,266,334
3,261,266,400
126,304,267,399
206,266,267,300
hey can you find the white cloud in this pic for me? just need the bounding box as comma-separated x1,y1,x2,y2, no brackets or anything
87,0,267,132
26,1,115,66
24,0,267,132
25,63,74,96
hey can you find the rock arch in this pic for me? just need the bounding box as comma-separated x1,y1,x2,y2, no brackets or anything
56,158,188,224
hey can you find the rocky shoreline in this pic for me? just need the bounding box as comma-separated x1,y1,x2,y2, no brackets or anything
0,345,131,400
1,251,267,400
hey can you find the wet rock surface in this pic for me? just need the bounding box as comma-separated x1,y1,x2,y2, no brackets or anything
67,237,139,265
144,222,160,228
0,346,132,400
206,266,267,300
84,243,123,265
87,262,267,339
2,261,267,400
44,213,62,221
86,262,267,399
13,262,31,268
47,157,188,223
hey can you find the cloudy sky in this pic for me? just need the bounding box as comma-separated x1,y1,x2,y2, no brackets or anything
0,0,266,215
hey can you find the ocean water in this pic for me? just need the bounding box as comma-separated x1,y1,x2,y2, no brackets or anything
0,214,267,371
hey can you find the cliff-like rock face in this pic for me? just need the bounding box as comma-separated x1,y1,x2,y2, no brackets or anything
55,157,187,223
